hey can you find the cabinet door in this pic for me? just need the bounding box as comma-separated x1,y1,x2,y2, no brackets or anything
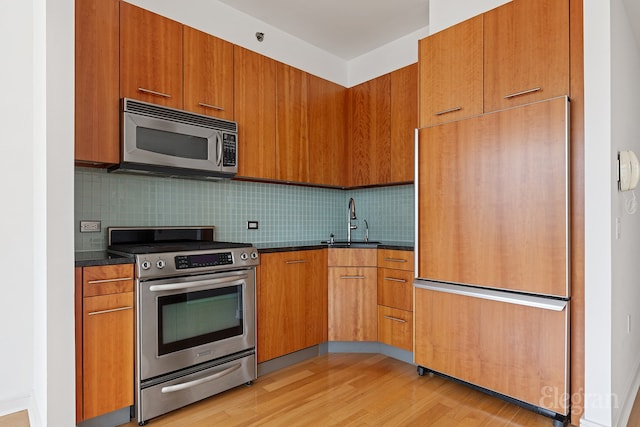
83,292,134,420
390,63,418,183
349,74,391,187
378,306,412,351
74,0,120,164
276,63,309,183
377,268,413,312
417,97,569,297
257,250,327,362
419,15,483,127
483,0,569,112
328,267,377,341
234,46,277,180
308,75,348,187
414,286,568,415
183,26,234,120
120,2,183,108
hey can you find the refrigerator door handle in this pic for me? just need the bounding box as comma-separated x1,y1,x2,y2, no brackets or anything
413,279,568,312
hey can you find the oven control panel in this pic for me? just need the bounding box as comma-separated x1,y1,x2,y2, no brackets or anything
175,252,234,269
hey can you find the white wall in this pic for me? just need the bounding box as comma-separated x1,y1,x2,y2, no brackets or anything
583,0,614,424
428,0,510,34
0,0,75,426
609,0,640,425
0,0,36,415
123,0,427,88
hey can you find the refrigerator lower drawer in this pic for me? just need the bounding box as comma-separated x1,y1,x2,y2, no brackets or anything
414,280,569,416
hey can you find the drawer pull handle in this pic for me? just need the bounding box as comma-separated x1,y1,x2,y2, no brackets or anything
87,277,133,285
435,106,462,116
383,258,407,263
504,87,542,99
340,275,365,279
384,277,407,283
88,306,133,316
383,315,407,323
285,260,307,264
137,87,172,98
198,102,225,111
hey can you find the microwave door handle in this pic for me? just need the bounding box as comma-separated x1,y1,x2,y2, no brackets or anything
216,133,222,167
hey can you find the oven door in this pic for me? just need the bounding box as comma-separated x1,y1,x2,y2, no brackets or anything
137,269,255,381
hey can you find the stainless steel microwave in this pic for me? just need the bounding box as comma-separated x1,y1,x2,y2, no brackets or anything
109,98,238,180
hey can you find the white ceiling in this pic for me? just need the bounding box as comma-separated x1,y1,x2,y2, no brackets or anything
217,0,430,60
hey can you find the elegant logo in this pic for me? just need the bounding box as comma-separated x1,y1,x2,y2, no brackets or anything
540,386,620,415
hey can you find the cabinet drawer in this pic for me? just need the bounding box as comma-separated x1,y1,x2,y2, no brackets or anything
377,249,414,271
377,268,413,311
83,264,134,297
378,306,412,351
328,248,377,267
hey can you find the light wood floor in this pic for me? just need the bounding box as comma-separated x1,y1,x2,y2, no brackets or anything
119,353,557,426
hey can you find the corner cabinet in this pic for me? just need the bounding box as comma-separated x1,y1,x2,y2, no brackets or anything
75,264,135,422
327,249,377,341
257,250,327,362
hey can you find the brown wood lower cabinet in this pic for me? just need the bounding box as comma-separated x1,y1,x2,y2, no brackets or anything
257,249,327,362
76,264,134,422
414,286,569,416
328,266,377,341
377,306,412,351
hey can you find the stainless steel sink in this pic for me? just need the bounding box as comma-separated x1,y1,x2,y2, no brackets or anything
321,240,381,248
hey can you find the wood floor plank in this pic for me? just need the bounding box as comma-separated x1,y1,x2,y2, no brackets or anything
118,353,554,427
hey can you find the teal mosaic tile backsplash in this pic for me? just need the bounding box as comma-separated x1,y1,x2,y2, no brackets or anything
74,167,414,251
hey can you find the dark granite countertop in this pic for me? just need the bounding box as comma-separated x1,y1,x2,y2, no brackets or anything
75,251,134,268
256,240,414,253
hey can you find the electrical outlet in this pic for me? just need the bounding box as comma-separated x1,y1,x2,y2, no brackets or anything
80,220,101,233
247,221,259,230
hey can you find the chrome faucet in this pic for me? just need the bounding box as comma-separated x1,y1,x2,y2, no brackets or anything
363,219,369,242
347,197,357,244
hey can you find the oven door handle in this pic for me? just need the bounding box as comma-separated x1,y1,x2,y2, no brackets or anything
160,363,242,394
148,274,248,292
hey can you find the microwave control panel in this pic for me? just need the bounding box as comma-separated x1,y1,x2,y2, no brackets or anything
222,133,237,167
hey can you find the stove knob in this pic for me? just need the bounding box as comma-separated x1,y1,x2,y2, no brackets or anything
240,252,249,261
250,251,259,260
141,260,151,270
156,259,166,269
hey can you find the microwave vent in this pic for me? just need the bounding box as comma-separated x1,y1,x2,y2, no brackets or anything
123,98,237,133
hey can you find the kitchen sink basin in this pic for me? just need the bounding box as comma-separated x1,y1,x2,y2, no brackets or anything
321,240,381,248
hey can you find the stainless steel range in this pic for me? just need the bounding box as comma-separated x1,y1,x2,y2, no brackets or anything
108,226,259,425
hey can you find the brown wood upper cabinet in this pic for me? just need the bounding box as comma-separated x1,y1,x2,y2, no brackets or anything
308,75,348,187
418,15,483,127
390,63,418,183
75,0,120,164
419,0,569,124
483,0,569,112
120,2,234,119
276,63,310,183
183,26,234,120
234,46,277,180
257,250,327,363
349,74,392,187
120,2,183,109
